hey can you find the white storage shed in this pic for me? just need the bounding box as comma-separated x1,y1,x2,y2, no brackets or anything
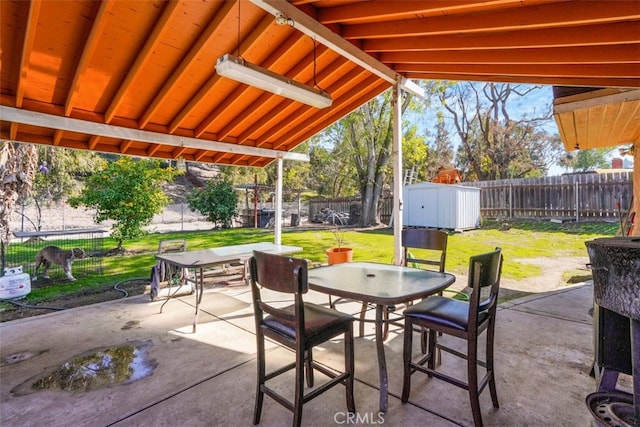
403,182,481,230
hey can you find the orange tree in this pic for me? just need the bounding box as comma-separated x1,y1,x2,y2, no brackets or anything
186,179,238,229
69,157,180,251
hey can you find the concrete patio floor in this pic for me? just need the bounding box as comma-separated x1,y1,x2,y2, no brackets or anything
1,276,599,426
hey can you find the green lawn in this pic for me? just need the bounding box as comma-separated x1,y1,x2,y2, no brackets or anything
1,219,617,307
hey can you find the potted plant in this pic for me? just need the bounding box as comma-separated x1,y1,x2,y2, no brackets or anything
326,227,353,265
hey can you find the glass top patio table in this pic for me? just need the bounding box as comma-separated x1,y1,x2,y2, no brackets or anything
156,242,302,332
308,262,456,413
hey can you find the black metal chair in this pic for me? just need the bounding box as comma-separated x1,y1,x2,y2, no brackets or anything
401,248,503,427
250,250,356,427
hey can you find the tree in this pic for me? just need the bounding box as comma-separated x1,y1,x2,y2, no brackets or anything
26,147,106,231
308,138,358,198
0,141,38,270
69,157,179,251
425,111,455,180
400,126,429,184
558,147,614,172
317,89,420,226
187,179,239,228
441,82,562,180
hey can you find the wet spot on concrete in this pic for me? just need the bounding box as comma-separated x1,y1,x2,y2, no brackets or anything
10,340,156,396
121,320,140,330
2,350,48,367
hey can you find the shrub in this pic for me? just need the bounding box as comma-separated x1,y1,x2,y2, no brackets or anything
187,180,238,228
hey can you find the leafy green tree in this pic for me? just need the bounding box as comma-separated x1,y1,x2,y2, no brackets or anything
308,137,358,198
186,179,239,228
400,126,428,183
69,157,179,251
316,84,439,226
558,147,614,172
26,147,106,230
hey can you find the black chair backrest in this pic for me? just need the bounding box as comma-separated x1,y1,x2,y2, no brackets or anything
249,250,309,331
467,247,503,324
402,228,448,272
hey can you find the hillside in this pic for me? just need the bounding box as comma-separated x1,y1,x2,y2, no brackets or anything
9,163,221,234
163,163,219,204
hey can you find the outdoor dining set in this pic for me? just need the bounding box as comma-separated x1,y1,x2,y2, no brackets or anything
155,229,504,427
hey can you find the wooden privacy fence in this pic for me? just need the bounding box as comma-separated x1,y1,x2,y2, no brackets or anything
309,171,633,224
472,172,633,221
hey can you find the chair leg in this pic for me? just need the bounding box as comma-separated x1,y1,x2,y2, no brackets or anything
467,336,483,427
487,321,499,408
294,348,305,427
401,318,413,402
382,306,390,341
345,326,356,413
420,327,428,354
253,334,265,425
305,348,314,387
358,302,367,337
427,329,437,371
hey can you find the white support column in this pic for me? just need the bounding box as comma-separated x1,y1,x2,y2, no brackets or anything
633,142,640,236
392,85,403,265
274,155,283,244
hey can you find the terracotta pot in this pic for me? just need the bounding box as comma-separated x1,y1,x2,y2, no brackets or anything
326,247,353,265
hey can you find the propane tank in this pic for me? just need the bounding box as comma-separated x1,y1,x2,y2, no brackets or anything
0,266,32,300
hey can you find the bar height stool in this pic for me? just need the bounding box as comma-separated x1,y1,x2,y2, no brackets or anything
250,250,356,427
401,248,503,427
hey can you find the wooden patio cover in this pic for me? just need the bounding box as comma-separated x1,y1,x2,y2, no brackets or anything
1,0,638,165
1,1,639,227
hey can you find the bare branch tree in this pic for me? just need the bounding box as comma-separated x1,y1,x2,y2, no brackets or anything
441,82,560,180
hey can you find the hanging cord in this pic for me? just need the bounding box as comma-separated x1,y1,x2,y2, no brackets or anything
312,38,328,93
313,38,318,87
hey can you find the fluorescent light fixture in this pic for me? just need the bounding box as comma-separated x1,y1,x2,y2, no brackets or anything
216,54,332,109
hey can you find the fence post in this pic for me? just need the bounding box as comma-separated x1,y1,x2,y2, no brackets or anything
509,182,513,220
575,181,579,222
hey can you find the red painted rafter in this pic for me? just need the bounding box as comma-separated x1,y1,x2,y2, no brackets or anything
362,22,640,52
64,0,115,117
14,0,41,108
105,1,182,123
342,2,640,39
138,1,237,129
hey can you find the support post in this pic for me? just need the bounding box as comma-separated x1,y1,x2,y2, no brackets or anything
254,174,258,228
575,181,579,223
274,155,283,244
633,143,639,236
392,84,403,265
